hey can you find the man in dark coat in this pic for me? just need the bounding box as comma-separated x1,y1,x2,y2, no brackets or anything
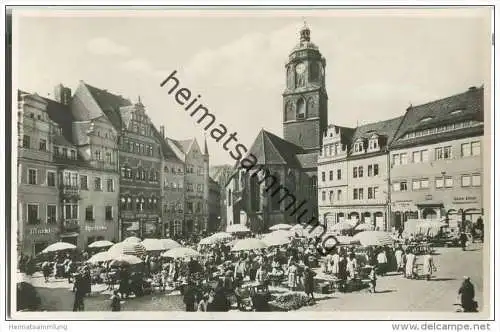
460,232,468,251
476,217,484,243
458,276,477,312
183,280,197,312
72,273,85,311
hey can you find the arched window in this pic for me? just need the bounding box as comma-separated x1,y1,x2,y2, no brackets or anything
285,101,294,121
271,173,281,211
250,174,261,212
120,197,127,210
127,197,132,210
296,98,306,119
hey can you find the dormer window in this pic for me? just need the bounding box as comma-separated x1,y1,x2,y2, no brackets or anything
420,116,434,123
353,141,363,153
368,138,379,151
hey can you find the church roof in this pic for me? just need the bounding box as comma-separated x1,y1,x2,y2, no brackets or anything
296,152,318,169
245,129,304,167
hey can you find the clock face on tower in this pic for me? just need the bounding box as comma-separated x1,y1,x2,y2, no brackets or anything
295,62,306,74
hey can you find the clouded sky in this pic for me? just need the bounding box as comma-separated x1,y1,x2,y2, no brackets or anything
14,8,491,166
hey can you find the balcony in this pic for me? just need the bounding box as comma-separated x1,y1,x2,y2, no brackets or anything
60,219,81,234
60,185,80,200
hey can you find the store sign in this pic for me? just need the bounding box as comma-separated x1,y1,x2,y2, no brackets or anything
453,196,478,203
392,200,413,210
29,228,55,235
85,225,108,232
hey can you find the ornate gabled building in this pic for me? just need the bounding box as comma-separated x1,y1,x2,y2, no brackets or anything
166,137,209,238
71,82,163,240
318,117,403,231
17,85,121,255
389,86,484,232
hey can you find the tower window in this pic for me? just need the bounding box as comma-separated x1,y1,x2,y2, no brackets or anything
296,98,306,119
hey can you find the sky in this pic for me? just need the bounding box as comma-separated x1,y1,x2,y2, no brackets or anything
14,8,491,166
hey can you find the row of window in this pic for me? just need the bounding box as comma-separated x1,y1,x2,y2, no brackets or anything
402,120,478,140
186,183,204,193
392,174,481,192
186,202,204,214
120,167,159,182
25,169,115,192
164,166,184,174
121,138,156,157
392,141,481,166
25,204,113,225
320,142,345,157
120,196,160,211
163,180,184,190
353,138,379,154
321,187,380,202
186,165,205,175
321,169,342,181
321,189,343,202
353,164,379,178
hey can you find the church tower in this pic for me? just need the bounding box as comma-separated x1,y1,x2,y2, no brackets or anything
283,22,328,152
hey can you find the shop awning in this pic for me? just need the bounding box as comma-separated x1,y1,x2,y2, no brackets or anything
416,201,444,207
60,232,79,237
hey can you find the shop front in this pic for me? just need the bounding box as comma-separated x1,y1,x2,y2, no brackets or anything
142,215,161,238
83,224,117,248
23,226,59,256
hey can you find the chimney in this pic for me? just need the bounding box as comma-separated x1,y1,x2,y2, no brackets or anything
54,84,72,105
160,125,165,138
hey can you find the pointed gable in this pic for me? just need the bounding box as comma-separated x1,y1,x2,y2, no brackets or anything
244,129,304,167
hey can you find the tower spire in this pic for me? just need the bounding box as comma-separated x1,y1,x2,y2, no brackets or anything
203,134,209,156
300,19,310,43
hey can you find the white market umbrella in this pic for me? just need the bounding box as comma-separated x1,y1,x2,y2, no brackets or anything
160,239,182,251
210,232,233,241
161,247,201,259
87,251,112,264
226,224,250,234
41,242,76,254
290,224,304,231
123,236,141,243
263,232,291,247
108,242,146,257
353,231,394,247
332,221,355,231
141,238,165,251
88,240,114,249
109,254,144,266
269,223,292,231
355,223,374,231
231,238,268,251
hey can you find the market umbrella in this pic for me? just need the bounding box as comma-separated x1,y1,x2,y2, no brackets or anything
160,239,182,250
108,242,146,257
353,231,394,247
231,238,268,251
263,231,291,247
269,223,292,231
355,223,374,231
123,236,141,243
210,232,233,241
292,227,308,237
88,240,114,249
109,254,143,267
141,238,165,251
41,242,76,254
161,247,201,259
290,224,304,231
87,251,112,264
332,221,355,231
226,224,250,234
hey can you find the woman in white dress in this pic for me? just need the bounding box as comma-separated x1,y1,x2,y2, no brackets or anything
332,249,340,276
346,253,357,280
394,245,404,273
423,253,436,281
405,250,416,279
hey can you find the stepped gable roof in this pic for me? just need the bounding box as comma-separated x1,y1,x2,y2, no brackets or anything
350,115,404,152
391,86,484,148
296,152,318,169
244,129,304,167
42,97,75,148
83,83,132,130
